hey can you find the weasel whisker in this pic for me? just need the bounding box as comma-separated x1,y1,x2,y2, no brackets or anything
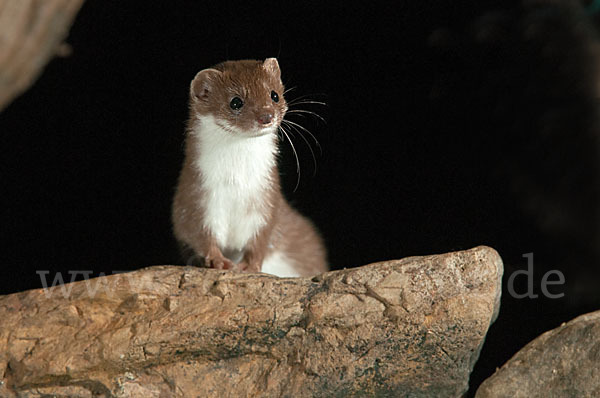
278,125,301,192
287,109,327,124
283,86,297,95
281,118,322,155
286,92,326,103
282,120,318,176
287,100,327,107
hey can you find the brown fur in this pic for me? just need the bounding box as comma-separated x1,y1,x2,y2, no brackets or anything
172,58,328,277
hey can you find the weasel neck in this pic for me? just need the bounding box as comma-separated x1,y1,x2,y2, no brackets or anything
186,115,278,184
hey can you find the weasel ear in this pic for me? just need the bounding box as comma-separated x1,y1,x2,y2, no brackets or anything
263,58,281,80
190,68,222,101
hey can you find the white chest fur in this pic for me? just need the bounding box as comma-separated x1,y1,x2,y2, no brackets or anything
193,116,277,253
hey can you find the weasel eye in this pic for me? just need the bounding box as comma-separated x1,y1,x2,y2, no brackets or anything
230,97,244,110
271,90,279,103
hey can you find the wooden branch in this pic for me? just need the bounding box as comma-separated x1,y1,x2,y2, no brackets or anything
0,0,84,112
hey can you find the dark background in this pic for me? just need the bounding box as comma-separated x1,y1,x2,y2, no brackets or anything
1,0,599,394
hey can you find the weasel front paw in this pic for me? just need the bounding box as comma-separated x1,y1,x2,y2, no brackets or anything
238,261,261,273
206,255,235,270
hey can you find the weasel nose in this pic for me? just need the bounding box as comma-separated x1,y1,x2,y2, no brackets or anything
257,113,273,125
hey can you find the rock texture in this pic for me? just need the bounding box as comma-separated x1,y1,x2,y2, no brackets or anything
476,310,600,398
0,246,502,398
0,0,84,112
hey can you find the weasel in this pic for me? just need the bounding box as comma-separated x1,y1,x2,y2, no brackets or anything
172,58,328,278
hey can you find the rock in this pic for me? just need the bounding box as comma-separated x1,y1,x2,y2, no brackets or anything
476,310,600,398
0,0,85,112
0,246,503,398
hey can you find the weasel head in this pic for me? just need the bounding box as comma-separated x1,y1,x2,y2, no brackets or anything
189,58,287,137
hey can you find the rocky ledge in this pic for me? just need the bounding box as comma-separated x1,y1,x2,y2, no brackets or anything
0,246,502,397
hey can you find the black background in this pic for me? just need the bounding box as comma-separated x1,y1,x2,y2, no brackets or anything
1,0,599,394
